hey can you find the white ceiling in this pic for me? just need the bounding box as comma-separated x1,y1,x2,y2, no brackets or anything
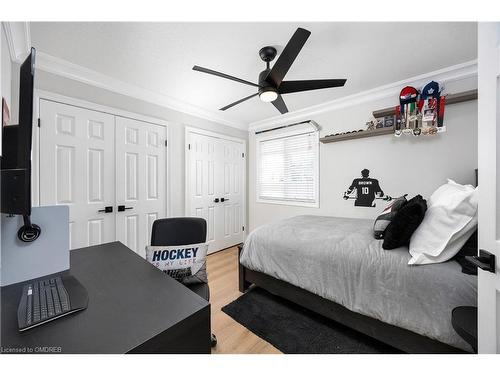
30,22,477,126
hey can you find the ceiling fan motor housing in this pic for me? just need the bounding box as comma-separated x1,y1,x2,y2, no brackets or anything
258,69,273,87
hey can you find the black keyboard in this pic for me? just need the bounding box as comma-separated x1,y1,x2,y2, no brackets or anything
17,274,88,332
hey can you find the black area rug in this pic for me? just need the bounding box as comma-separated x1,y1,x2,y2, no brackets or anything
222,287,402,354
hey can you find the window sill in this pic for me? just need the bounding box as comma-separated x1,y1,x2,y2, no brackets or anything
256,198,319,208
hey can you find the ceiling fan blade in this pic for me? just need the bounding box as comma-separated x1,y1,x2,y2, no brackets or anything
193,65,261,88
279,79,347,94
266,28,311,87
220,93,259,111
271,95,289,114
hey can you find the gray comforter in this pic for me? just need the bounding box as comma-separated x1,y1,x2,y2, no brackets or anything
240,215,477,352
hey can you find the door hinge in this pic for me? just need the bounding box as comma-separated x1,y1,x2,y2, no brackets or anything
188,143,191,150
242,226,245,231
164,140,168,147
37,118,41,127
242,152,245,158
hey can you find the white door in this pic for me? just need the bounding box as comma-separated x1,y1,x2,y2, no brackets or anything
39,99,116,249
186,129,245,254
115,116,167,257
187,131,219,252
477,23,500,353
219,137,245,250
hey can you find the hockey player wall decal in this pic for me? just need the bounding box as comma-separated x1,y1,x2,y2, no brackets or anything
343,169,392,207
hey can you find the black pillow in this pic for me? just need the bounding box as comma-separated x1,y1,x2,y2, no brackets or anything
373,195,408,239
382,195,427,250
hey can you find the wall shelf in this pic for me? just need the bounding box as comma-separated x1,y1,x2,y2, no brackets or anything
319,89,478,144
320,127,394,144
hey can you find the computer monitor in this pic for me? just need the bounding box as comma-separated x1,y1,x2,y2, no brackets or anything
1,47,40,241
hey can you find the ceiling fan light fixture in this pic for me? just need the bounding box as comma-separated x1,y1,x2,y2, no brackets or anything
259,87,278,102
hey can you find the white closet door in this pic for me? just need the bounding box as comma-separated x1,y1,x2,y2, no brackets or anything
39,99,116,250
187,132,220,253
115,116,167,257
186,129,245,254
218,139,245,250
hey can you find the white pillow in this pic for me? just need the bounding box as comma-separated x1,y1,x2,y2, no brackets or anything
145,243,209,283
408,179,478,265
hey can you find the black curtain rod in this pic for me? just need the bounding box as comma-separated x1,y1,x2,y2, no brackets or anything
255,120,319,135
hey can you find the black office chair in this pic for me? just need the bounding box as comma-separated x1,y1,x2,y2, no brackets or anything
151,217,217,347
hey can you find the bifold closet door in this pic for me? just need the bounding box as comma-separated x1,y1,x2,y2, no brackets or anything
115,117,167,257
186,130,245,254
39,99,116,250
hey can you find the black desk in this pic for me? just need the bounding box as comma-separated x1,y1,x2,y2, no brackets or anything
1,242,211,353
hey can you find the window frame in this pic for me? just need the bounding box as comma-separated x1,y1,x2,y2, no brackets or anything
255,126,320,208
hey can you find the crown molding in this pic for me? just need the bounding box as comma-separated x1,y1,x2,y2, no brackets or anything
248,59,478,132
35,52,247,130
3,22,247,130
2,21,31,63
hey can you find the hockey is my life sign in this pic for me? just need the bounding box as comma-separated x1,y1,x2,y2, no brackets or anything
146,243,208,283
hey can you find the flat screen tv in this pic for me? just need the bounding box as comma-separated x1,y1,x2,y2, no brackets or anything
1,47,41,241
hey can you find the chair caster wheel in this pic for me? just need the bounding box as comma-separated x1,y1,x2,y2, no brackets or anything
211,333,217,347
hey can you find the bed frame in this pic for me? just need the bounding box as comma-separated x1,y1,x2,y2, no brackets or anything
237,245,467,354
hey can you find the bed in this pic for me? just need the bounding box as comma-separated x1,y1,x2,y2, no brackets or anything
238,215,477,353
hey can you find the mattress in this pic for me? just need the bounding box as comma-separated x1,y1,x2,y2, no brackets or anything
240,215,477,352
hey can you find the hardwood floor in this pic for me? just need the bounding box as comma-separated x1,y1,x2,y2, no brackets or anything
207,246,281,354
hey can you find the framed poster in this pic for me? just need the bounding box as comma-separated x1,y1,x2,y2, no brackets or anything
384,115,395,128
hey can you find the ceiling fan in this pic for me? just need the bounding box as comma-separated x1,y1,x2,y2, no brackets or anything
192,27,346,115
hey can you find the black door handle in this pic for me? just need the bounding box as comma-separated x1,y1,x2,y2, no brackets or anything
117,205,134,212
214,198,220,203
221,198,229,202
465,250,496,273
98,206,113,213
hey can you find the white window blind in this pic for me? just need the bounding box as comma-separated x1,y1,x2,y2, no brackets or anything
257,130,319,206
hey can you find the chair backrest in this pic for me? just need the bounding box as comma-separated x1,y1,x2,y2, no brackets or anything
151,217,207,246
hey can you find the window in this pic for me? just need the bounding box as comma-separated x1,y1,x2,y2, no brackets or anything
256,128,319,207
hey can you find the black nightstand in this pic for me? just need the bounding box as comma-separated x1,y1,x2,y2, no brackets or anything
452,306,477,353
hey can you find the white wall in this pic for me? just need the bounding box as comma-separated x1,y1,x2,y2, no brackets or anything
24,69,248,218
249,75,478,231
